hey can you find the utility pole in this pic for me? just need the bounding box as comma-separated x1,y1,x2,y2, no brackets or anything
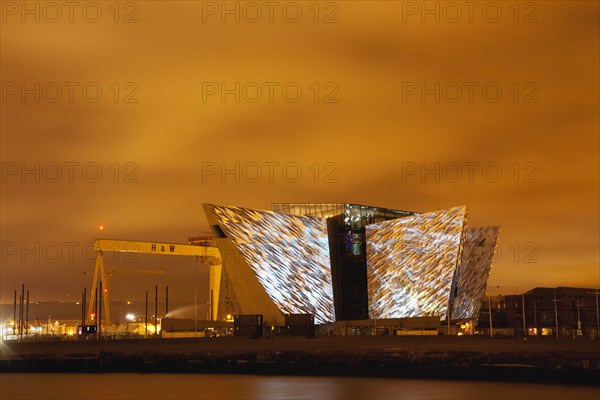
83,288,86,329
155,285,158,336
533,300,538,339
13,290,17,335
145,290,148,337
596,290,599,340
18,294,22,338
165,286,169,317
586,289,599,340
26,290,29,335
20,284,24,339
597,290,600,340
575,299,582,338
522,293,527,337
553,291,561,340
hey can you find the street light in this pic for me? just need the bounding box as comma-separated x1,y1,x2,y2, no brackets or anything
488,295,493,339
552,291,563,340
585,289,599,340
533,299,539,339
487,286,500,339
575,299,583,337
521,293,527,338
596,290,599,340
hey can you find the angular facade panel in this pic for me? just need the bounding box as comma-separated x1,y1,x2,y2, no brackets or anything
366,206,467,320
207,204,335,324
451,226,500,321
204,204,281,324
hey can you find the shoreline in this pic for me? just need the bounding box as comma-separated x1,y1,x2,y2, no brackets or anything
2,336,599,385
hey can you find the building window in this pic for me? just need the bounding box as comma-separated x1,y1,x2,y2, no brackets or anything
211,225,227,239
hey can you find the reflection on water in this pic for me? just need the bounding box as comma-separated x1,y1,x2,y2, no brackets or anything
0,374,598,400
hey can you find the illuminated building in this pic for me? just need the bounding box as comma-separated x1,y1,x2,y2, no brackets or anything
451,226,501,321
366,206,467,320
203,204,335,325
202,203,499,326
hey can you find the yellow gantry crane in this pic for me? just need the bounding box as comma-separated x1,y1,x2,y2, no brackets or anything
83,266,167,315
87,239,222,325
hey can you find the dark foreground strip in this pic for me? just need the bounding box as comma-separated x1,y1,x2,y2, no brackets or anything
1,352,598,385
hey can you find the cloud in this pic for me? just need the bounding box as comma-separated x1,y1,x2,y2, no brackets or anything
1,1,598,301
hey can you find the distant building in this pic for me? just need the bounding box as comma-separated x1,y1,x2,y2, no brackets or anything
477,295,509,331
478,287,599,339
506,287,599,339
202,203,499,326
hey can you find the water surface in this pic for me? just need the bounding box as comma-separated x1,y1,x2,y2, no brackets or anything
1,374,598,400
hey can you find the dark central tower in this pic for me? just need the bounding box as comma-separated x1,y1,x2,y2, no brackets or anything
326,204,415,320
272,203,415,321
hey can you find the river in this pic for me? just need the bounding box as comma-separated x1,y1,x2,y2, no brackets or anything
1,374,598,400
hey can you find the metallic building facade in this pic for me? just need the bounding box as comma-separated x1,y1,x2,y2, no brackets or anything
365,206,467,319
451,226,501,321
205,204,335,324
274,203,415,320
203,202,498,325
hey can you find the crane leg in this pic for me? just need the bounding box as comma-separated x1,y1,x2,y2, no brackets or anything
209,263,222,321
87,251,102,325
98,253,111,325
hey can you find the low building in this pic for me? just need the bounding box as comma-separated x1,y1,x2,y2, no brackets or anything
477,287,599,339
505,287,599,339
160,318,233,338
334,316,441,336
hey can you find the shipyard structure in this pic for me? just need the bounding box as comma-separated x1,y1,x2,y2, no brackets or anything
202,203,500,328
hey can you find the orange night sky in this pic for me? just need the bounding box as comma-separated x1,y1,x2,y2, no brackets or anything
1,1,598,303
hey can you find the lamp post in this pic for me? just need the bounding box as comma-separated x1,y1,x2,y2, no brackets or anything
596,290,599,340
488,295,493,339
575,299,582,337
552,291,563,340
585,289,599,339
521,293,527,338
145,290,148,337
533,300,538,339
487,286,500,339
